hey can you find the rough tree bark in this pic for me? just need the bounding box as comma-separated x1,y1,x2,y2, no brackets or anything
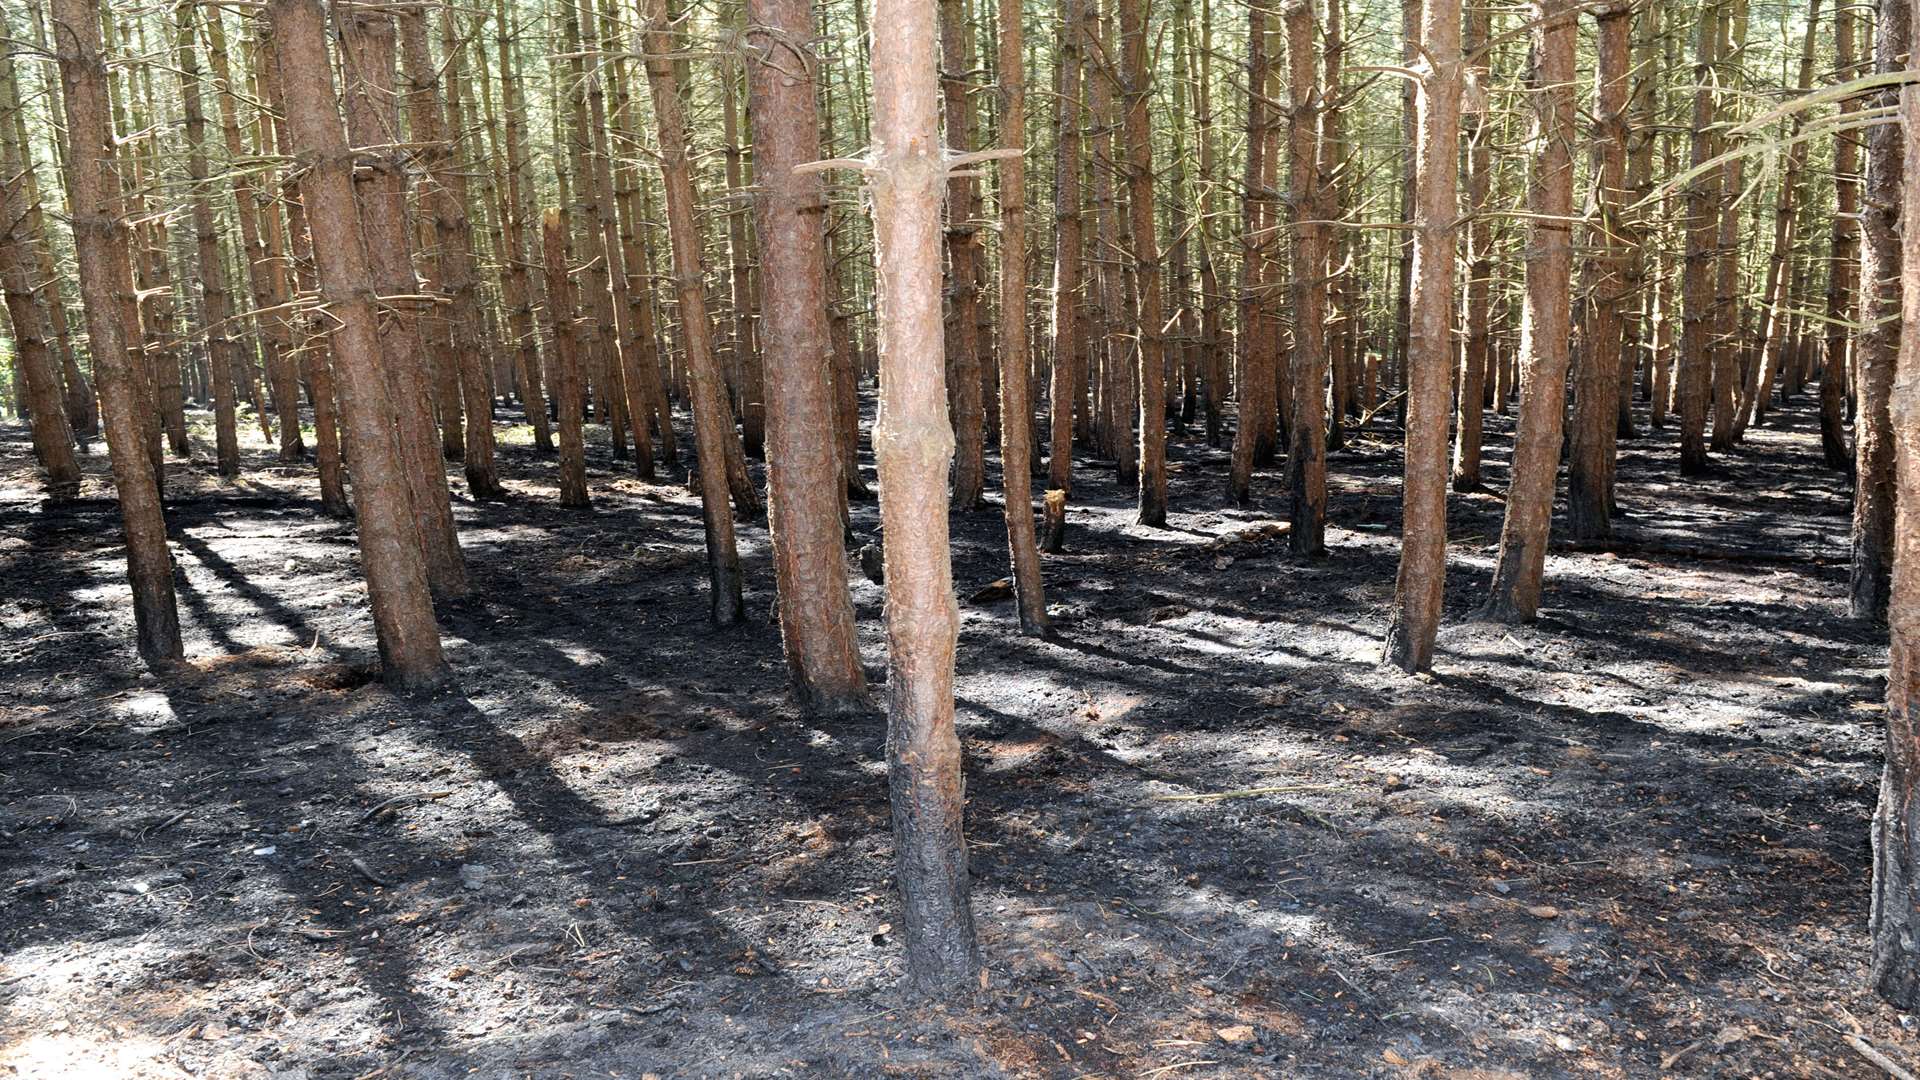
541,209,592,509
257,21,350,515
1228,1,1276,504
1566,1,1631,540
1048,0,1084,497
1449,0,1491,493
640,0,748,624
1855,0,1907,624
492,0,554,454
0,18,80,498
1482,0,1575,624
50,0,183,669
995,0,1052,630
939,0,988,511
400,5,505,500
1281,0,1326,554
1822,6,1860,473
336,4,470,601
1676,4,1722,475
1118,0,1167,525
1869,60,1920,1011
172,0,239,479
269,0,450,692
744,0,872,709
1380,0,1459,672
206,7,296,458
867,0,980,993
1741,0,1822,435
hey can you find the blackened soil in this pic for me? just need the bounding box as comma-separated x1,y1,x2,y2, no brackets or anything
0,390,1903,1079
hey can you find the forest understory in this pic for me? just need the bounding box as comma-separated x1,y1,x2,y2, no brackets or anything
0,390,1904,1079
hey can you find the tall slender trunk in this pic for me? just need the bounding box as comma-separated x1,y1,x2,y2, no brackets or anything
1228,2,1275,503
1706,0,1750,454
639,0,747,624
257,22,350,515
1566,2,1632,539
576,0,654,481
1823,6,1861,473
172,1,238,479
940,0,988,510
1676,4,1722,475
1282,0,1326,552
1482,0,1575,623
1048,0,1085,496
868,0,979,993
0,17,79,498
1118,0,1166,525
1741,0,1822,434
205,8,293,457
50,0,183,670
745,0,873,708
269,0,450,692
1381,0,1459,672
1196,0,1226,448
721,52,764,459
336,5,470,600
997,0,1053,628
1855,0,1907,623
602,0,675,464
492,0,554,454
1869,59,1920,1011
542,209,592,508
400,5,505,500
1449,2,1491,491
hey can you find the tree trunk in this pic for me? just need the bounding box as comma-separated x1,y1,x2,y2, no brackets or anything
492,0,554,454
1281,0,1326,553
940,0,988,511
576,0,655,482
1482,0,1575,623
50,0,183,670
994,0,1053,630
1855,0,1907,623
0,18,80,499
336,5,470,601
1566,2,1631,540
1449,2,1491,492
400,5,505,500
869,0,979,993
639,0,748,624
257,22,350,516
1381,0,1459,672
171,1,239,480
205,8,295,458
602,0,675,465
542,209,592,509
1869,65,1920,1011
1048,0,1084,497
1823,6,1861,473
1228,1,1276,504
269,0,450,692
745,0,872,709
1706,0,1750,455
721,53,765,460
1676,4,1722,475
1117,0,1166,525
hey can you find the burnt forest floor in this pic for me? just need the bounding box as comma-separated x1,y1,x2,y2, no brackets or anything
0,385,1904,1079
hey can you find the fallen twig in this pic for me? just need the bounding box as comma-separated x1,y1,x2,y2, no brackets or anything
1848,1034,1919,1080
358,791,452,824
144,809,192,839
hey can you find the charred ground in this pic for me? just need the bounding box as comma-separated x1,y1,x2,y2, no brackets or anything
0,395,1902,1078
